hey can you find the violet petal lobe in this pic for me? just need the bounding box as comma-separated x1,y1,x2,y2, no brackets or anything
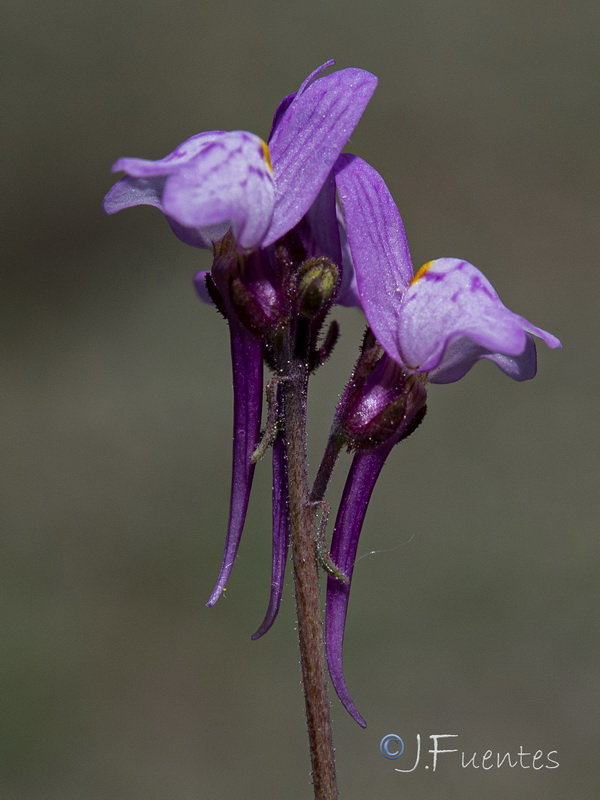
103,175,166,215
251,413,290,640
103,173,228,248
398,258,562,383
206,312,263,606
296,59,337,97
334,155,414,348
268,60,336,140
110,131,226,178
264,68,378,246
303,166,361,307
103,131,236,249
303,170,342,267
336,204,361,308
421,332,539,384
163,131,275,250
326,443,394,728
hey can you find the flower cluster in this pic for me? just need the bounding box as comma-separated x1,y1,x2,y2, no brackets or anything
104,61,560,727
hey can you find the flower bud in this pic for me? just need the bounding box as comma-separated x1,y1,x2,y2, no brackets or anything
297,257,339,318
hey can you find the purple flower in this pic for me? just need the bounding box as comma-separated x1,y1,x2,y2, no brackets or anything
334,154,561,381
325,153,561,726
104,61,377,252
104,63,377,612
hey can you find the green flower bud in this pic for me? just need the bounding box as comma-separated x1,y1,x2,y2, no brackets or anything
297,257,339,318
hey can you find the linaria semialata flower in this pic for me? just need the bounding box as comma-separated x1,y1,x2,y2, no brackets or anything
335,154,561,380
103,63,377,621
103,61,376,252
324,153,561,726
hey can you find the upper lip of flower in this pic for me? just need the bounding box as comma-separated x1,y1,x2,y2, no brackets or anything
103,61,378,252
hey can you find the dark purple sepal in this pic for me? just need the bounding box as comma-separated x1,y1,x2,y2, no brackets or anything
251,413,290,639
206,312,263,606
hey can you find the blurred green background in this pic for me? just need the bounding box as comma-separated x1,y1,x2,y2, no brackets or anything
2,0,598,797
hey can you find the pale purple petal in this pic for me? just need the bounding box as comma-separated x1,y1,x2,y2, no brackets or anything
111,131,226,177
521,319,562,347
251,416,289,640
167,218,229,249
103,176,228,248
397,259,561,381
293,169,360,308
296,60,337,96
303,171,341,265
206,313,263,606
335,203,360,308
335,155,413,344
105,131,274,250
427,334,539,383
268,60,337,142
264,69,378,246
104,150,232,249
482,334,538,381
163,131,275,250
103,175,166,214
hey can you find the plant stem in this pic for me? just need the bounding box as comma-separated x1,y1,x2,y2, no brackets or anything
311,432,343,505
282,357,339,800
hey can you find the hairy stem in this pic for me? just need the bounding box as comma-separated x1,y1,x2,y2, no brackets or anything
282,358,338,800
